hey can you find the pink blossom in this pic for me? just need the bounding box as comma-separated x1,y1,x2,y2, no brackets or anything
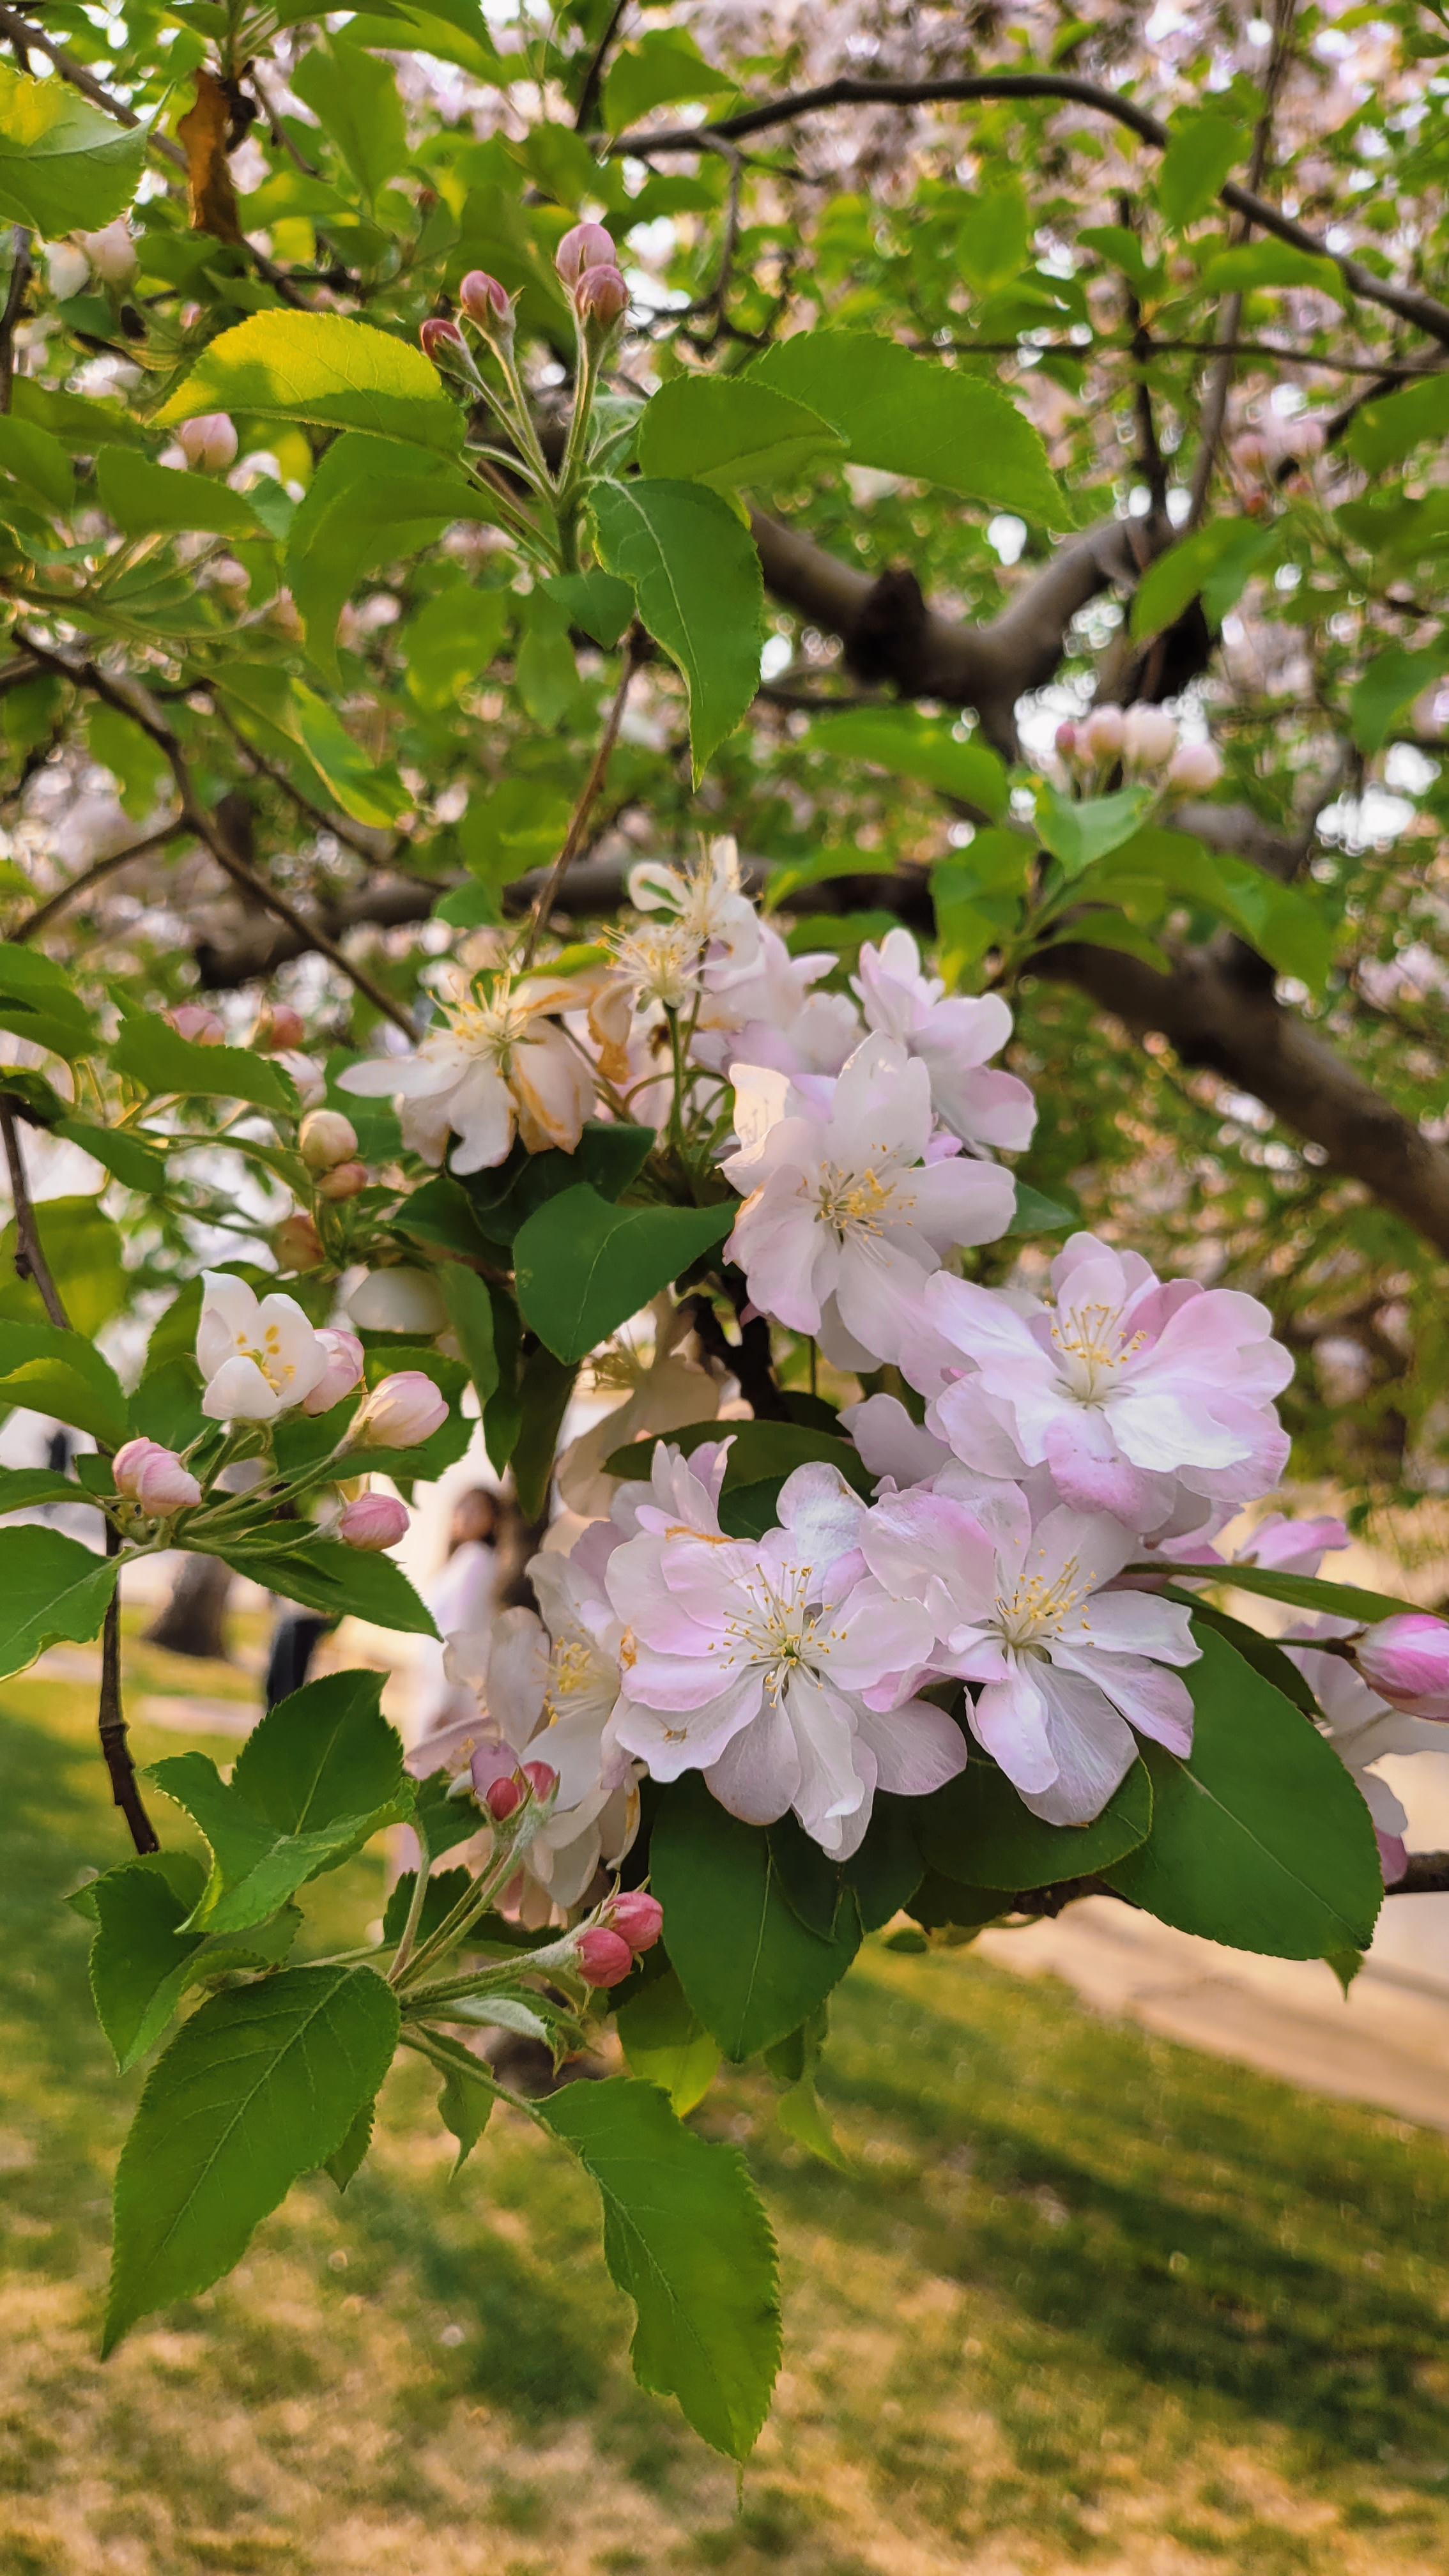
574,264,627,328
1080,706,1125,760
721,1036,1015,1372
1167,740,1223,794
316,1159,369,1201
1121,706,1178,769
694,921,860,1082
168,1004,224,1045
300,1327,365,1416
113,1438,202,1515
176,414,236,471
607,1891,664,1952
556,222,616,286
576,1926,636,1988
1355,1613,1449,1721
339,1492,410,1550
919,1231,1292,1532
1285,1629,1445,1883
605,1461,963,1858
352,1370,448,1448
255,1003,306,1052
860,1480,1198,1824
459,268,513,335
851,929,1036,1155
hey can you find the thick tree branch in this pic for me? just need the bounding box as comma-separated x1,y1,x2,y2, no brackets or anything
1390,1852,1449,1895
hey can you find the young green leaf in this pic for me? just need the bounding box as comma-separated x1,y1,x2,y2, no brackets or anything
1129,516,1277,642
617,1968,720,2115
436,1261,500,1413
650,1774,861,2062
230,1668,405,1837
540,569,636,650
105,1964,400,2351
601,29,735,130
637,376,844,493
402,584,508,710
0,1322,128,1446
1346,374,1449,474
801,709,1009,821
287,432,503,682
1156,112,1249,229
1034,783,1154,877
0,1524,119,1680
155,311,463,454
0,944,97,1061
292,36,409,211
110,1011,298,1113
0,1195,126,1337
0,60,144,233
539,2076,779,2461
513,1186,734,1365
96,451,266,543
591,477,764,778
215,663,410,830
1103,1626,1384,1958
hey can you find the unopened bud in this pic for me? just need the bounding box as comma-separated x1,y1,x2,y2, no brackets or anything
575,1926,635,1989
352,1369,449,1450
1054,720,1080,759
348,1266,449,1336
301,1326,365,1415
273,1210,325,1272
419,315,466,362
477,1767,524,1821
168,1002,225,1045
1121,705,1179,769
339,1491,410,1551
1166,739,1224,794
459,269,514,341
556,222,616,286
574,264,628,330
114,1437,202,1515
1080,705,1126,760
177,412,238,471
299,1108,359,1171
79,220,137,288
47,241,91,302
1356,1613,1449,1721
521,1759,558,1803
606,1890,663,1954
316,1159,369,1202
255,1002,307,1053
1231,430,1268,475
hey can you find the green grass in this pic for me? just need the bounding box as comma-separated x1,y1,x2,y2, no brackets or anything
3,1631,1449,2572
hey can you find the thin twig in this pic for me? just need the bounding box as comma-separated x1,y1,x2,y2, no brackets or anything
1188,0,1298,528
0,10,186,165
573,0,631,135
0,1099,70,1328
10,816,188,942
209,697,398,866
520,635,640,966
0,224,31,415
912,335,1445,376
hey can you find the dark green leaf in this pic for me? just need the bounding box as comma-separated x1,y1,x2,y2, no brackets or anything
0,1319,128,1445
918,1753,1151,1888
380,1866,471,1947
604,1414,873,1498
842,1794,924,1931
510,1342,580,1518
105,1964,400,2350
539,2075,779,2461
650,1774,861,2062
0,944,96,1061
616,1968,720,2114
213,1538,439,1638
52,1116,167,1195
0,1524,119,1679
147,1741,408,1936
514,1186,733,1365
1004,1182,1077,1237
591,477,763,778
230,1668,404,1836
324,2099,375,2192
458,1121,653,1245
436,1261,499,1413
540,569,636,648
89,1855,298,2074
1149,1560,1413,1625
0,1465,88,1513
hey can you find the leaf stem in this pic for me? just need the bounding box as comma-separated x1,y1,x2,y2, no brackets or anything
519,638,640,969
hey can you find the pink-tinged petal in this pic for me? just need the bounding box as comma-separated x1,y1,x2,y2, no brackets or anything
1061,1589,1199,1664
728,1183,829,1333
604,1537,712,1645
832,1233,935,1367
1052,1643,1195,1754
840,1393,953,1488
1043,1411,1154,1521
782,1670,871,1841
907,1153,1016,1252
485,1606,549,1742
859,1488,998,1633
855,1698,968,1796
1018,1664,1138,1825
970,1664,1058,1795
824,1033,933,1168
926,1376,1032,1475
1111,1386,1257,1473
1376,1828,1409,1886
621,1644,741,1713
924,1271,1045,1375
1027,1504,1135,1600
531,1706,615,1811
825,1584,937,1689
611,1667,764,1775
1241,1512,1348,1577
776,1462,864,1572
705,1696,801,1826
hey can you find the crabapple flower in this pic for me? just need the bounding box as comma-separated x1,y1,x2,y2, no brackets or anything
339,969,596,1171
168,1004,224,1045
317,1159,368,1201
254,1002,305,1053
1285,1628,1446,1883
1167,740,1223,794
1080,706,1125,760
1162,1510,1349,1582
300,1327,365,1415
1121,706,1177,769
694,921,860,1083
339,1492,410,1550
273,1212,323,1271
459,268,513,337
575,1927,635,1988
112,1438,201,1515
920,1231,1292,1530
197,1272,331,1421
629,838,762,977
78,220,136,287
1354,1613,1449,1722
351,1370,448,1449
605,1460,964,1859
556,221,616,285
860,1482,1199,1824
574,264,627,328
273,1050,326,1108
852,928,1036,1155
721,1036,1015,1372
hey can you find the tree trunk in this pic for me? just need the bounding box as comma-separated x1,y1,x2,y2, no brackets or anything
144,1552,234,1660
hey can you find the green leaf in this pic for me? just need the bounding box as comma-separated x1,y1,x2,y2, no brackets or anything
1149,1560,1414,1625
918,1754,1152,1889
128,1358,206,1453
510,1342,579,1519
1092,827,1336,993
292,37,408,210
457,1121,654,1246
513,1186,733,1365
1004,1181,1077,1237
776,2080,848,2170
0,1525,119,1681
541,569,636,649
423,2027,496,2170
89,1855,298,2074
1346,374,1449,474
604,1413,873,1498
325,2099,375,2192
801,709,1009,820
1162,1588,1320,1718
617,1968,720,2114
95,450,266,543
110,1011,297,1113
0,1321,129,1446
0,59,144,233
1129,518,1278,641
1197,240,1344,299
52,1116,167,1196
0,944,96,1061
436,1262,499,1413
155,312,463,455
230,1668,405,1837
0,1195,125,1337
956,177,1031,293
1156,112,1249,229
516,588,581,726
539,2076,779,2462
213,1538,440,1638
1103,1627,1383,1958
0,415,75,514
215,664,410,829
751,330,1070,524
602,29,735,131
402,584,508,710
287,433,503,683
1349,647,1446,755
105,1964,399,2352
650,1774,861,2062
1035,782,1154,877
0,1465,89,1513
380,1865,471,1949
637,376,844,493
590,477,763,779
148,1730,406,1939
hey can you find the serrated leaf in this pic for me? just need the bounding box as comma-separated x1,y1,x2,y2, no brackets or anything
0,1195,125,1337
1090,827,1336,993
156,311,463,454
89,1855,299,2074
918,1753,1151,1889
0,1525,119,1680
591,477,763,778
105,1964,399,2350
147,1742,406,1936
292,36,408,211
637,376,843,493
540,569,636,649
539,2076,779,2460
802,709,1009,820
0,60,145,233
286,432,503,682
1035,782,1153,877
110,1011,298,1112
1103,1626,1383,1958
1129,516,1277,642
456,1121,653,1245
0,944,97,1061
0,1321,129,1446
96,450,266,542
52,1116,167,1195
513,1185,733,1365
650,1773,860,2062
230,1667,405,1836
213,1538,440,1637
617,1967,719,2113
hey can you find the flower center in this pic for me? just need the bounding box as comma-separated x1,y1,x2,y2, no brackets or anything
995,1552,1086,1648
542,1636,612,1724
447,985,536,1072
1048,1298,1147,1401
718,1565,839,1699
234,1324,298,1394
813,1163,903,1240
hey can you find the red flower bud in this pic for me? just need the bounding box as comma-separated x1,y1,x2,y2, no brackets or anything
606,1891,663,1954
573,264,627,330
316,1158,369,1202
480,1772,525,1822
420,316,466,362
556,221,615,287
575,1927,635,1989
521,1759,558,1802
459,269,512,335
255,1002,306,1052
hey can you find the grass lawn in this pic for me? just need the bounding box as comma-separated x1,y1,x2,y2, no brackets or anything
3,1627,1449,2573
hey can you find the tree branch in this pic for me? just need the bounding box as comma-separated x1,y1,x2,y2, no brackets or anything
0,222,30,415
520,633,641,966
1390,1852,1449,1895
10,816,189,941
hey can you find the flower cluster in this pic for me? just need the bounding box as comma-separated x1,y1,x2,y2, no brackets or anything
1055,705,1223,795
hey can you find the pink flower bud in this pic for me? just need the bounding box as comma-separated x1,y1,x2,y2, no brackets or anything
338,1491,410,1551
1054,720,1080,759
474,1763,524,1821
1356,1613,1449,1720
1121,705,1179,769
1166,739,1223,795
273,1211,324,1272
606,1890,663,1954
167,1003,225,1045
299,1108,359,1172
79,220,137,288
575,1926,636,1989
574,264,628,330
419,316,465,362
459,270,513,337
113,1437,162,1499
255,1002,306,1053
556,221,616,287
352,1370,449,1450
176,413,238,471
521,1760,558,1803
301,1326,365,1415
114,1438,201,1514
316,1160,370,1202
1080,705,1126,761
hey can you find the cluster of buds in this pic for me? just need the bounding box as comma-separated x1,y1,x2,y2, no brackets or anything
1054,705,1223,795
574,1891,664,1990
474,1754,561,1823
423,220,629,379
112,1437,202,1519
1355,1613,1449,1722
300,1108,368,1202
555,220,628,335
